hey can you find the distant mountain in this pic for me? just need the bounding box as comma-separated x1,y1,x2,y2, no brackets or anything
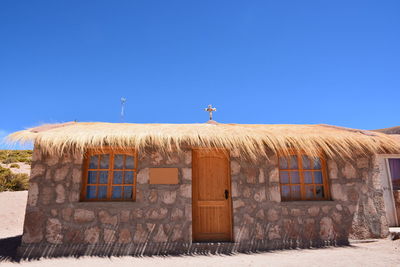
373,126,400,135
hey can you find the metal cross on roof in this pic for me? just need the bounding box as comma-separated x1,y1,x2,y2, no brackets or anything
204,104,217,121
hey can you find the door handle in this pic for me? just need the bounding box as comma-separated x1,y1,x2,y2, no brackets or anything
224,189,229,199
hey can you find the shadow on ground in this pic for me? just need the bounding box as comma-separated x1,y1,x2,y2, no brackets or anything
0,235,21,262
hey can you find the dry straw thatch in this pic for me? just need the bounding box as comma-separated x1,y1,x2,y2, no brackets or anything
6,122,400,159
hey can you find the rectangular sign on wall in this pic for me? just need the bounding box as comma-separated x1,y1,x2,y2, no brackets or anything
149,168,179,184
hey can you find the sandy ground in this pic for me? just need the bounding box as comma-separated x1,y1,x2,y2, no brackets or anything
0,191,27,239
1,191,400,266
0,163,31,175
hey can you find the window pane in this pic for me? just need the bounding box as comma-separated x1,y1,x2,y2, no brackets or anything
86,186,96,199
88,171,97,184
316,186,324,198
389,159,400,190
98,186,107,199
281,185,290,199
306,185,314,199
302,155,311,170
280,171,289,184
125,171,134,184
99,171,108,184
290,171,300,184
112,186,122,199
113,171,123,184
114,154,124,169
126,156,135,169
313,157,321,169
289,156,298,169
279,157,288,169
314,171,323,184
89,155,99,169
123,186,133,199
304,171,313,184
291,185,301,199
100,154,110,169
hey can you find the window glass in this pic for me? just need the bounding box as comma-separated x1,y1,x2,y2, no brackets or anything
279,154,328,201
100,154,110,169
389,159,400,190
83,150,137,201
126,156,135,169
114,154,124,169
89,155,99,169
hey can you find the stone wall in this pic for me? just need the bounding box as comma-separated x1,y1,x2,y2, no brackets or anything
19,146,389,257
231,152,389,249
20,147,193,257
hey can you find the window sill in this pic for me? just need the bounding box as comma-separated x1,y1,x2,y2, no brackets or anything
279,200,336,206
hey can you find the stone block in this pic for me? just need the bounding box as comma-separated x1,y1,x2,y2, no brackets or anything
258,168,265,183
150,152,163,165
148,190,158,203
268,225,281,240
72,168,81,183
179,184,191,198
148,208,168,219
45,155,59,166
357,158,369,169
41,186,54,205
327,160,338,179
74,209,95,223
120,210,130,223
182,168,192,181
30,164,45,179
161,191,177,204
134,224,148,243
171,208,184,220
99,210,118,226
320,217,334,240
268,184,281,202
84,227,100,244
153,225,167,242
166,155,179,164
233,199,245,209
104,229,116,243
73,153,83,164
254,188,266,202
308,206,320,217
22,211,45,243
46,218,63,244
184,151,192,165
118,228,132,244
137,168,149,184
269,168,279,183
55,184,65,203
256,209,265,219
27,183,39,207
62,208,73,222
245,168,257,184
231,160,240,175
343,163,357,179
331,183,348,201
267,208,279,222
54,166,69,182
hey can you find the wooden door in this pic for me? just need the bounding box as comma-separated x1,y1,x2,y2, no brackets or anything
192,149,233,242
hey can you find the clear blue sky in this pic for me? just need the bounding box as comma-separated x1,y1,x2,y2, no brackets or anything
1,1,399,148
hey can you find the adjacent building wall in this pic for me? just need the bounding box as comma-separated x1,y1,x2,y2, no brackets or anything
19,146,389,257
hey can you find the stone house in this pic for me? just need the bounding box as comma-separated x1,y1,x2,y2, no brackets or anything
8,121,400,257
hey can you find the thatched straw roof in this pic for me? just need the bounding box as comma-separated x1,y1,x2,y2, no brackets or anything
7,122,400,159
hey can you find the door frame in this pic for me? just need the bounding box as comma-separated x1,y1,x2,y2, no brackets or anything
191,148,234,242
378,154,399,226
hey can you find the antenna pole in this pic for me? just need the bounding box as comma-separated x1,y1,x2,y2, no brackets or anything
121,97,126,122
